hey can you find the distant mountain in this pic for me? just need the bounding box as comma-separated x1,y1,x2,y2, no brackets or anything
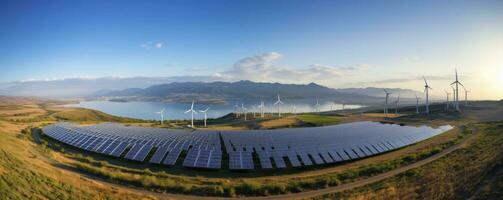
0,76,222,97
336,87,423,98
100,81,380,104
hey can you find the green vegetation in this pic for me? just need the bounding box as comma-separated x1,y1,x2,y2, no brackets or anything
53,128,465,197
296,114,341,126
51,108,146,123
316,121,503,200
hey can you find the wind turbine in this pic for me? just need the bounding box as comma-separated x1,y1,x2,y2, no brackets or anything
394,94,400,114
462,86,469,106
258,100,265,118
234,104,240,118
450,69,464,111
241,103,247,121
423,77,433,114
251,105,257,118
292,104,297,115
445,90,451,110
274,94,283,117
314,99,320,113
156,108,165,124
415,95,421,114
384,89,392,116
185,100,197,128
198,107,209,127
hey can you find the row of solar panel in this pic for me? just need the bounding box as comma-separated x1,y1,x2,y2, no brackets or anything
43,124,221,169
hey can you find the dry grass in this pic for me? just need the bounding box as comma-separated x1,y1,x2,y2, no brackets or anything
0,97,155,199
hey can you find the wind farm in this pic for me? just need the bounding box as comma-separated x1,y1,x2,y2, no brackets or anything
1,1,503,200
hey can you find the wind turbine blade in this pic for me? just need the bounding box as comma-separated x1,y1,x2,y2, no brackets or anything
185,109,191,113
423,76,427,85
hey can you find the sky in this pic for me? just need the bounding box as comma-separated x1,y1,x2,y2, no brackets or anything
0,0,502,100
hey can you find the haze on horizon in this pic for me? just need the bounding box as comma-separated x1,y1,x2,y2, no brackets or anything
0,0,502,100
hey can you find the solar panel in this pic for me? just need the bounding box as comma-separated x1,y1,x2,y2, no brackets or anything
287,152,302,167
163,149,182,166
133,144,153,162
110,142,129,157
149,145,170,164
272,155,286,168
328,150,343,162
319,151,334,163
258,153,273,169
208,150,222,169
125,144,143,160
298,153,313,166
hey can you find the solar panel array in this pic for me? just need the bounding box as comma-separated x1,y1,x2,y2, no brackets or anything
43,123,221,169
221,121,452,170
43,121,452,171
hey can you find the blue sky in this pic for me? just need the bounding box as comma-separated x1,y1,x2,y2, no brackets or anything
0,0,502,99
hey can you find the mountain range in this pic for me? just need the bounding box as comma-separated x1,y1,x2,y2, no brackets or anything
98,81,424,104
0,77,427,104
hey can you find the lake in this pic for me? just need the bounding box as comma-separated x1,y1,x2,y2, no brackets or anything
66,100,364,120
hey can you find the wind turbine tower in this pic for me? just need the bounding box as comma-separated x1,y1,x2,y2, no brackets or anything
415,95,421,114
241,103,247,121
423,77,432,114
394,94,400,114
199,107,210,127
258,100,265,118
445,90,451,110
156,108,165,124
274,94,284,117
450,69,464,111
462,86,469,106
185,100,197,128
315,99,320,113
234,104,240,118
384,89,391,116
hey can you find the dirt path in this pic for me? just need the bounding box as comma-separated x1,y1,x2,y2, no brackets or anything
55,127,478,200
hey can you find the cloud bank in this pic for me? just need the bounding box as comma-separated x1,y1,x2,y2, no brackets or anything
220,52,366,84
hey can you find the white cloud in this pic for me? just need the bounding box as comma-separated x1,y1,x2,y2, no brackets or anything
140,41,163,50
221,52,366,84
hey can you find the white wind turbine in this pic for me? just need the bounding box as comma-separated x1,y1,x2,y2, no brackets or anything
234,104,240,118
292,104,297,115
156,108,165,124
462,86,469,106
445,90,451,110
415,95,421,114
251,105,257,118
394,94,400,114
258,100,265,118
423,77,433,114
314,99,320,113
198,107,210,127
384,89,392,116
185,100,197,128
274,94,283,117
450,69,464,111
241,103,247,121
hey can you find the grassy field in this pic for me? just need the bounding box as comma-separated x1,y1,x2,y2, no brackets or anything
315,121,503,200
295,114,341,126
2,96,503,199
0,105,155,199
